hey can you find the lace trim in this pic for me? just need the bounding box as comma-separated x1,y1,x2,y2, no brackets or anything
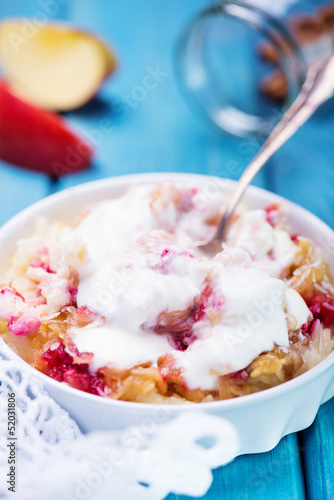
0,340,239,500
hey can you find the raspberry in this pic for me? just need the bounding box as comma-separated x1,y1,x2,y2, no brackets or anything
40,343,106,395
306,293,334,328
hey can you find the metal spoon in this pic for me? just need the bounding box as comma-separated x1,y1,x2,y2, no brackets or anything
200,55,334,254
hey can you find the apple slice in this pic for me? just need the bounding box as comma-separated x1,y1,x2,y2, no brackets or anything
0,80,93,176
0,19,117,111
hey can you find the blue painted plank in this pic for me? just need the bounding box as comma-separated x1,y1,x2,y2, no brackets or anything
0,163,49,225
167,434,305,500
215,434,305,500
300,398,334,500
0,0,68,20
270,102,334,228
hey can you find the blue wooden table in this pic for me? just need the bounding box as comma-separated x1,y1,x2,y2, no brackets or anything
1,1,334,499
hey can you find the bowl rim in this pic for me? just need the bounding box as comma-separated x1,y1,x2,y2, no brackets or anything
1,171,334,411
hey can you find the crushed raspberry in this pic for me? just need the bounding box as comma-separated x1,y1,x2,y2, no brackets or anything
157,249,195,275
29,259,55,273
155,313,195,351
156,249,176,275
68,285,78,305
42,263,55,273
170,331,196,351
301,322,309,335
297,321,313,338
40,342,105,395
193,284,212,322
264,203,280,227
300,318,321,337
0,288,40,335
210,291,224,311
155,283,216,351
161,248,170,258
194,303,205,323
156,282,218,351
76,305,92,316
61,367,93,392
1,287,25,302
306,293,334,328
8,314,41,336
75,305,96,326
65,341,94,364
290,234,299,242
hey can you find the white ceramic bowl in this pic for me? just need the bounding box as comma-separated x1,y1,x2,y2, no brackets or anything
1,173,334,455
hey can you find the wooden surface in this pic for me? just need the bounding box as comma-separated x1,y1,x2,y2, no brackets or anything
1,1,334,499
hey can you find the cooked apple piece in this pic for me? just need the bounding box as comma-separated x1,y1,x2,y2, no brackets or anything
0,80,93,175
0,19,117,111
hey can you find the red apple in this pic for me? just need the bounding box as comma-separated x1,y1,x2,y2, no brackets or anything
0,80,93,176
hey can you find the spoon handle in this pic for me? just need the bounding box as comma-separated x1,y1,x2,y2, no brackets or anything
216,56,334,243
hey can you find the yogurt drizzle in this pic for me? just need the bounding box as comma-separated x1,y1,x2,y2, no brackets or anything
63,183,311,391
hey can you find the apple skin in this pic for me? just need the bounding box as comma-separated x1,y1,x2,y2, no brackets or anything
0,80,93,176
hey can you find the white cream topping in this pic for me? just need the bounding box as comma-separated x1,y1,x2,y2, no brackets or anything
285,287,311,331
56,184,311,391
69,185,213,371
70,185,220,322
226,209,298,277
2,182,312,391
175,257,289,390
71,322,172,372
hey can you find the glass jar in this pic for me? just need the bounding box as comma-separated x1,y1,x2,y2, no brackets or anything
176,0,334,137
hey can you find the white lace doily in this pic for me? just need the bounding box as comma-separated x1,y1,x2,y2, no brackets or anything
0,341,240,500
